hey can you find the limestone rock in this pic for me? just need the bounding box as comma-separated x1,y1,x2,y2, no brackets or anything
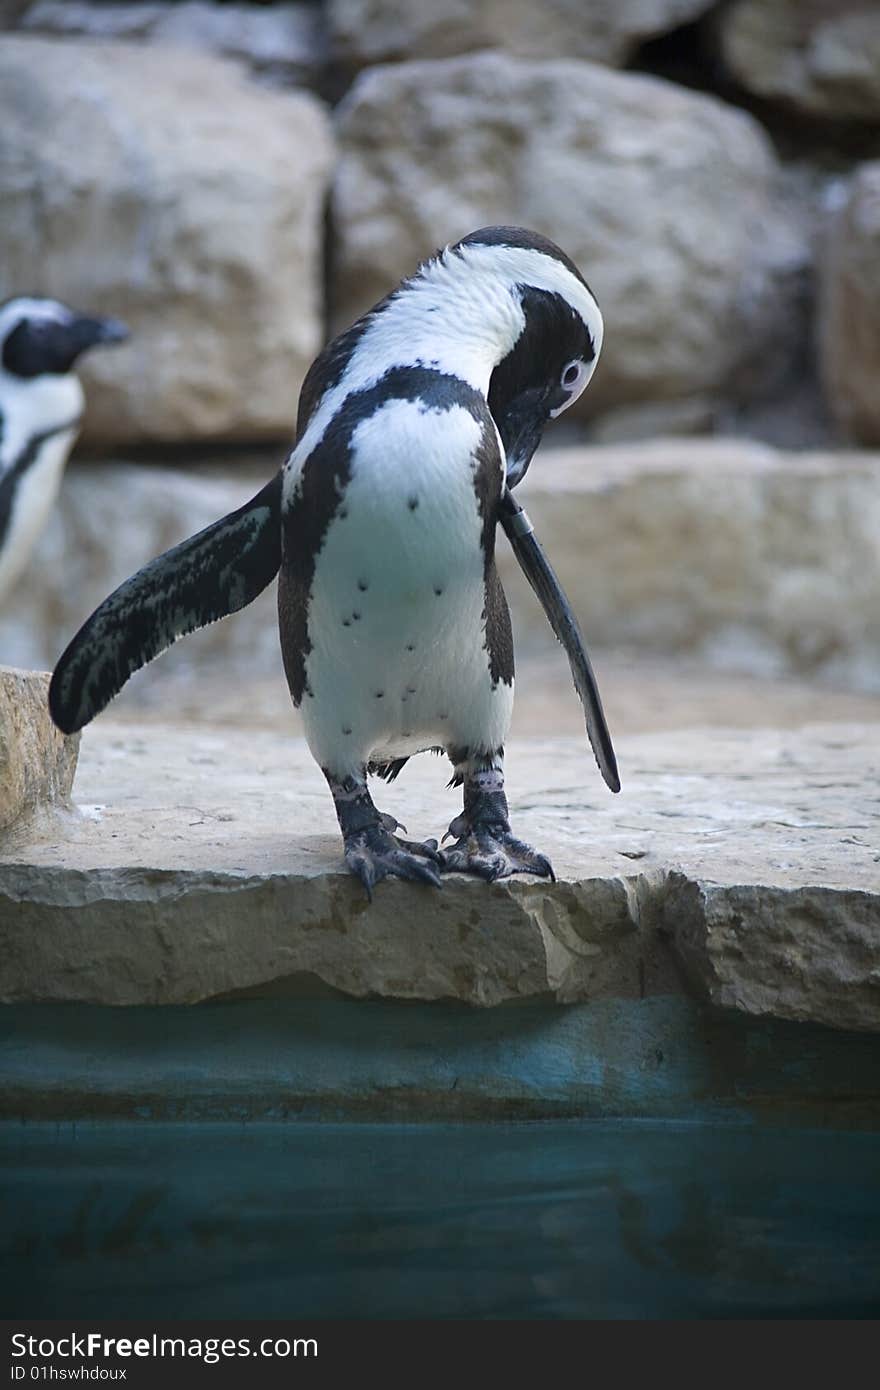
331,52,806,418
0,666,79,838
21,2,328,90
819,163,880,446
503,440,880,689
327,0,715,70
719,0,880,121
0,722,877,1033
0,36,334,445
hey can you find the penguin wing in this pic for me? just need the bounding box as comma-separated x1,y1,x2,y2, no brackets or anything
499,491,620,793
49,471,282,734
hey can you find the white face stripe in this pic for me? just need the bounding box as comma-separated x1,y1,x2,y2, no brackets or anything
444,241,604,367
0,297,74,349
283,237,603,506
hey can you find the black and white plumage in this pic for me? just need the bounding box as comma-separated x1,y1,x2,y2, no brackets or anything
0,296,128,604
50,227,619,893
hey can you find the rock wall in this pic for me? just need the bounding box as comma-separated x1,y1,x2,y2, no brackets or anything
820,162,880,446
1,1,878,447
0,35,334,445
331,52,805,420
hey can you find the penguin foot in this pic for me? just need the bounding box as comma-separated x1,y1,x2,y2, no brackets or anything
439,818,555,882
344,825,443,899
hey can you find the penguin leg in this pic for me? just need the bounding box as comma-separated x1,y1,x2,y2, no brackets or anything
439,751,555,882
325,771,442,898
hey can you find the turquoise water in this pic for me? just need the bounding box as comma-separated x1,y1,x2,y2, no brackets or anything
2,1119,879,1319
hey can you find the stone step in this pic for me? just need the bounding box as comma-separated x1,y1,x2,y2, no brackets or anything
1,720,877,1032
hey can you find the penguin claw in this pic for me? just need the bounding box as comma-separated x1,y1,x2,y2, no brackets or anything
344,825,444,897
438,824,555,882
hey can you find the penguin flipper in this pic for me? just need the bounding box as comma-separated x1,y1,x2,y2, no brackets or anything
49,471,282,735
499,491,620,794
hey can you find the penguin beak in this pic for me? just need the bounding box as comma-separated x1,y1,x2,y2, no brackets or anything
495,388,548,490
71,315,130,352
2,310,130,379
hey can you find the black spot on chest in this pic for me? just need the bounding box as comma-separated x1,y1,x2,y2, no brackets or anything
279,366,486,705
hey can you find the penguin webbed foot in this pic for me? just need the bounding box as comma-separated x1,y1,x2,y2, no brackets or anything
439,818,555,882
343,825,443,899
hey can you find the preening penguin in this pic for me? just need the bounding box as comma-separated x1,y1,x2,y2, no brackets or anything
0,297,129,604
50,227,619,894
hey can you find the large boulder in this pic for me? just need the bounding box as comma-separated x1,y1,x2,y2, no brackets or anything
0,667,79,839
20,1,328,90
820,163,880,446
719,0,880,122
0,36,334,445
327,0,715,71
506,440,880,687
331,53,806,418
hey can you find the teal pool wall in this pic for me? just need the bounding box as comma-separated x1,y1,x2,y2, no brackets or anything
3,1118,880,1318
2,995,879,1125
3,996,878,1318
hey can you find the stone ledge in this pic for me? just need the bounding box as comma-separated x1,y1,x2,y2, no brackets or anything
0,721,877,1030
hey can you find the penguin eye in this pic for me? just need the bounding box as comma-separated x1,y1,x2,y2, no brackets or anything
549,359,591,418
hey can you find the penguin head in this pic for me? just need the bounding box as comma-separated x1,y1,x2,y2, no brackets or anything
0,297,129,381
451,228,602,487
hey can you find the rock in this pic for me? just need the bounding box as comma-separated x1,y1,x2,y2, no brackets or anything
0,37,334,445
327,0,715,71
331,53,806,419
819,163,880,446
0,666,79,838
21,2,328,90
502,440,880,689
0,721,877,1033
719,0,880,122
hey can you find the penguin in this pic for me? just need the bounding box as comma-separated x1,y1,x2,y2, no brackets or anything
0,296,129,603
49,227,619,894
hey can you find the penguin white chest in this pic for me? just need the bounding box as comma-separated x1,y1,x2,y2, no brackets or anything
301,398,509,771
0,426,78,600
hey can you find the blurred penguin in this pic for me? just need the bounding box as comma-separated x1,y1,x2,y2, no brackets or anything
0,296,128,603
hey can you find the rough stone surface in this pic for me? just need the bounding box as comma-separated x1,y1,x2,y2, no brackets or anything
3,440,880,691
510,441,880,689
820,163,880,447
720,0,880,121
0,721,877,1032
21,2,328,90
331,53,806,418
327,0,715,71
0,36,334,445
0,667,79,838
